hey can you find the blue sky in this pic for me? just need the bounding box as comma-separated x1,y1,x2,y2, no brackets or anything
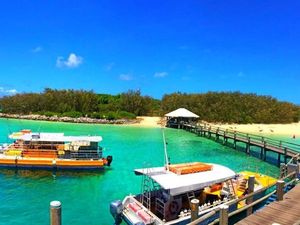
0,1,299,104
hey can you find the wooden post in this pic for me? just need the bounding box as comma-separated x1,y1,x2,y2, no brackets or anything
264,149,267,161
190,198,199,222
287,163,299,179
246,175,255,216
277,153,281,166
276,180,285,201
246,137,250,155
246,143,250,154
284,148,287,164
233,132,237,149
50,201,61,225
260,147,264,160
280,163,286,179
219,204,229,225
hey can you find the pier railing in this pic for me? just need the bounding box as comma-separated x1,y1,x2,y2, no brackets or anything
200,123,300,152
187,170,298,225
181,123,300,164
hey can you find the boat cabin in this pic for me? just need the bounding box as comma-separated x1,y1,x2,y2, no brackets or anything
134,162,236,222
7,130,103,160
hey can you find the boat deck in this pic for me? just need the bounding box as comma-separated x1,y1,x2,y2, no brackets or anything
236,184,300,225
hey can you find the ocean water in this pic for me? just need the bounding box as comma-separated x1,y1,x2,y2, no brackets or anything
0,119,280,225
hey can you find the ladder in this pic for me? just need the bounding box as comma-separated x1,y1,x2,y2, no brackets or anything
140,168,153,210
226,180,236,196
187,191,196,208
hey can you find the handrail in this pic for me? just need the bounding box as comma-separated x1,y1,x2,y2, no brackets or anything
189,175,299,225
203,124,300,148
187,210,217,225
186,123,300,154
208,189,277,225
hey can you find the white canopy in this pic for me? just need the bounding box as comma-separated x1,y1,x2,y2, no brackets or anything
135,164,236,196
165,108,199,118
9,132,102,143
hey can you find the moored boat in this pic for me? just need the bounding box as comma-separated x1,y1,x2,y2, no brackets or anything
110,162,276,225
0,130,112,170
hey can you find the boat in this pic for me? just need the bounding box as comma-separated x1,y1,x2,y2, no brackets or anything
110,162,276,225
0,129,112,170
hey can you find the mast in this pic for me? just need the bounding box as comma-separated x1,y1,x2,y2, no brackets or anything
162,128,169,171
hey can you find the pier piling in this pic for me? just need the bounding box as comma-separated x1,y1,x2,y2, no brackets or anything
190,198,199,222
276,180,285,201
219,204,229,225
246,175,255,216
50,201,62,225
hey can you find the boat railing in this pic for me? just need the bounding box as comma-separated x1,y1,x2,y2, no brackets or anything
0,142,103,159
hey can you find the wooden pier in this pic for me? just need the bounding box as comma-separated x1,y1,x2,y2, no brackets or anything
181,123,300,165
236,183,300,225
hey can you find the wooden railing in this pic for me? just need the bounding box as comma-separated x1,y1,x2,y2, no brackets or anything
187,171,298,225
182,123,300,158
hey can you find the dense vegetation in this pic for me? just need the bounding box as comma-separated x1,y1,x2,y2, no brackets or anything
0,89,299,123
162,92,300,123
0,88,160,120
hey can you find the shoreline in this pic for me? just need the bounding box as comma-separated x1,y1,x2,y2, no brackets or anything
0,113,139,125
1,113,299,136
0,113,164,128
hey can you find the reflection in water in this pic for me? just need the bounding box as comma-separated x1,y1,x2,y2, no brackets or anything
0,168,106,179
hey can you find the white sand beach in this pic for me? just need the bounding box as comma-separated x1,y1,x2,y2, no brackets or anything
131,116,300,137
205,122,300,137
129,116,164,128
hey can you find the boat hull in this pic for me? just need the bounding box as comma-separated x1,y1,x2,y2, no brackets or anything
0,157,106,171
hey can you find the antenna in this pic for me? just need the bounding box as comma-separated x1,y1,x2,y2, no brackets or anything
162,128,169,171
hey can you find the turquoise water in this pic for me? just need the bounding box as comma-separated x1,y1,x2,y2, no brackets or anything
0,119,280,225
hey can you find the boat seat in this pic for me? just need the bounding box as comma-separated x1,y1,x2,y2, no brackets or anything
127,202,153,224
128,202,142,213
137,210,152,224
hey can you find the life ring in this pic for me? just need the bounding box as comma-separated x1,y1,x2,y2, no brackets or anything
169,201,179,215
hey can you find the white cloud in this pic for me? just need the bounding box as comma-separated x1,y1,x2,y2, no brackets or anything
0,87,17,95
32,46,43,53
56,53,83,68
154,72,168,78
119,73,132,81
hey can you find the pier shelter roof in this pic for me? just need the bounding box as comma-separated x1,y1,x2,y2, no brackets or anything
165,108,199,118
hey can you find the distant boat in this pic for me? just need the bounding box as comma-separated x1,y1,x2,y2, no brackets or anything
110,162,276,225
0,130,112,170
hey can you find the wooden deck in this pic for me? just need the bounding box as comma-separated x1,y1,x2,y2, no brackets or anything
236,184,300,225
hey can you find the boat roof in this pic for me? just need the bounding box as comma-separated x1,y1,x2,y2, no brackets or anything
9,132,102,142
135,163,236,196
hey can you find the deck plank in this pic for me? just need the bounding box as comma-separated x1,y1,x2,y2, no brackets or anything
235,184,300,225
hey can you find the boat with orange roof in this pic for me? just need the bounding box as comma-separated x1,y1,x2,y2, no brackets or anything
0,130,112,170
